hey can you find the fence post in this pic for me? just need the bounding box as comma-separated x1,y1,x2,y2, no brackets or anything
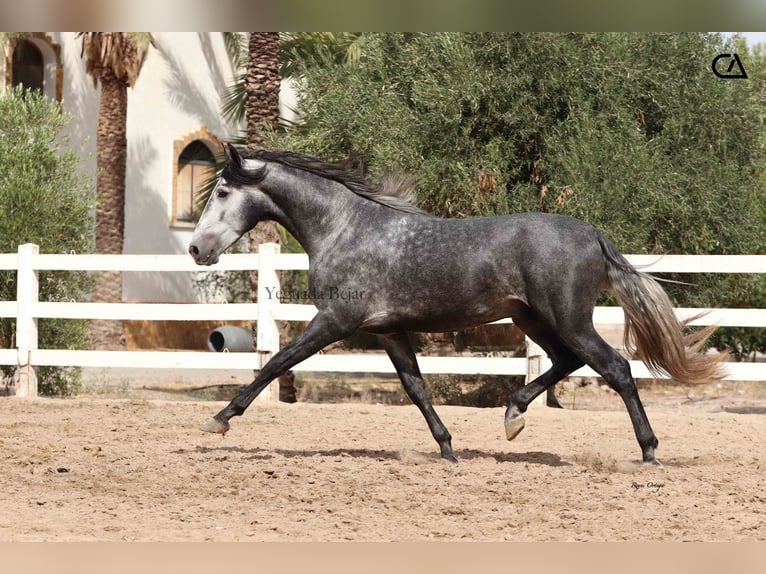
525,336,550,408
256,242,281,401
14,243,39,397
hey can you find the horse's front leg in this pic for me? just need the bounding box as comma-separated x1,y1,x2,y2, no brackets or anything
202,313,352,434
378,332,456,462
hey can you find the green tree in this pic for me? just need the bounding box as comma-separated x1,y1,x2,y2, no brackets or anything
707,38,766,360
0,86,95,396
276,33,761,227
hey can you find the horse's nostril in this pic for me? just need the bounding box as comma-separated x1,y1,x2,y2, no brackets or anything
189,244,199,256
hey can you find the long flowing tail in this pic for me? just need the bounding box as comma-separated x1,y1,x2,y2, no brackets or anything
597,234,728,384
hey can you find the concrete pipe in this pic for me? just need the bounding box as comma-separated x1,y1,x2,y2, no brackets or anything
207,326,254,352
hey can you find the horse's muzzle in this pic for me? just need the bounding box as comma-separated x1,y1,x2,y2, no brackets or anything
188,242,219,266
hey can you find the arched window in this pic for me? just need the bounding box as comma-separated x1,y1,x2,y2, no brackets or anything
12,40,44,93
175,140,216,224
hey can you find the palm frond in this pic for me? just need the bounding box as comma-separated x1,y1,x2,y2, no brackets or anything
222,71,247,123
223,32,248,69
279,32,363,79
77,32,155,87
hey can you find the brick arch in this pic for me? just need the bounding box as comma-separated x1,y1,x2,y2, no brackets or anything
171,127,224,227
5,33,63,101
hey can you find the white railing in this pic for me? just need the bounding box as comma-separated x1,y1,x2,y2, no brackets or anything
1,243,765,398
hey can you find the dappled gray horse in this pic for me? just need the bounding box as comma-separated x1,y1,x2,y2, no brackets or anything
189,145,726,465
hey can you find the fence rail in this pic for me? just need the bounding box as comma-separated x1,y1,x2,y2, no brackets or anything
1,243,765,398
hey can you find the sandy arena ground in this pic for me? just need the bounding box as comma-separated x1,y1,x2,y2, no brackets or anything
0,377,764,542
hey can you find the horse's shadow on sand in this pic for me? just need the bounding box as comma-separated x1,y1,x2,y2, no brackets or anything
187,445,571,467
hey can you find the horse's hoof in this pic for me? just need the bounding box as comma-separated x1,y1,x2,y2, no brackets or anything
642,446,663,467
504,415,525,441
201,417,230,435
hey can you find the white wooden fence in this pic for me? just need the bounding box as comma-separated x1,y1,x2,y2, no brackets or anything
1,242,765,399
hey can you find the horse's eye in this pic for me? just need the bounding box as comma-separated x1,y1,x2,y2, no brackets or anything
216,189,229,199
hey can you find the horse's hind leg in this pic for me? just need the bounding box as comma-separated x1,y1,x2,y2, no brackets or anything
504,357,583,440
378,332,456,462
504,310,584,440
562,325,661,466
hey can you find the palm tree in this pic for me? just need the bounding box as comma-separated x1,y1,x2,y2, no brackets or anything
245,32,282,247
78,33,153,349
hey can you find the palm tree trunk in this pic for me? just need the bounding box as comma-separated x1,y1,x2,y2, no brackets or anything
245,33,281,148
244,32,296,401
246,32,281,301
90,69,127,349
245,32,281,249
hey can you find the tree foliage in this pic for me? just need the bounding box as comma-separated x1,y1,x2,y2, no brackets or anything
272,33,766,358
77,32,153,88
0,86,95,395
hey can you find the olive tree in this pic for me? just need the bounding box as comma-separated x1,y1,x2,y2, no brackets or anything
0,86,95,395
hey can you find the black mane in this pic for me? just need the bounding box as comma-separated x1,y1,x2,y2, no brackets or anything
225,149,430,216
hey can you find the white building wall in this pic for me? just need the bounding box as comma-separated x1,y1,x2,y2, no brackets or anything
122,32,242,303
51,32,100,208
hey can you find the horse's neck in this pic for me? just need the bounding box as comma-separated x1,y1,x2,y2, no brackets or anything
269,179,369,257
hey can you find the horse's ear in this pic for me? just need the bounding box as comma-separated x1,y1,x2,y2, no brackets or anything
224,143,242,167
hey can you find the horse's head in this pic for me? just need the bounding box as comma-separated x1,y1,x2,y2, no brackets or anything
188,144,271,265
